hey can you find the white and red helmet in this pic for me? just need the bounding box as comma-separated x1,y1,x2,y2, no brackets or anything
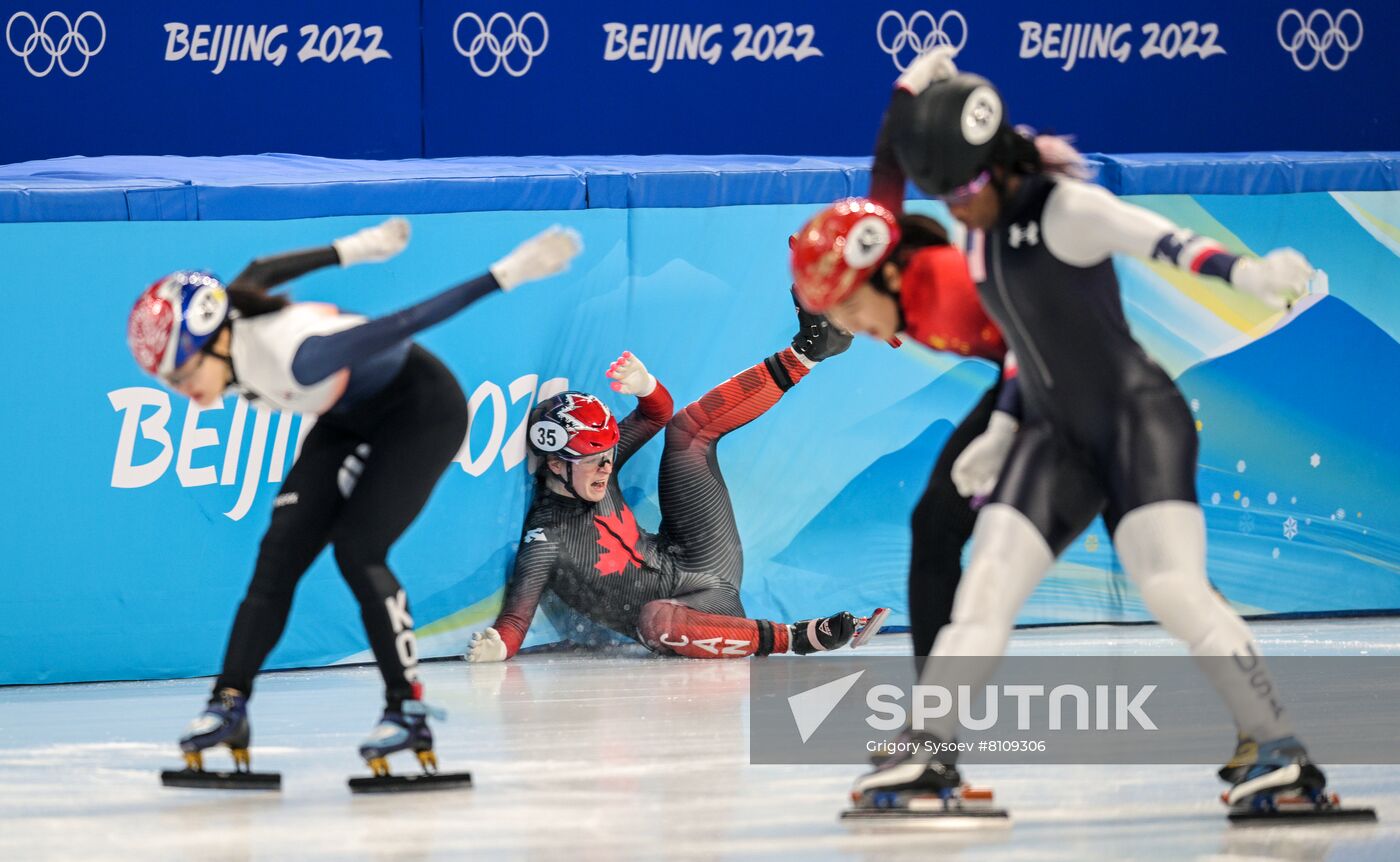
527,392,620,460
790,198,902,313
127,271,230,378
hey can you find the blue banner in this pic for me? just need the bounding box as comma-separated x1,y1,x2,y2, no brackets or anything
3,180,1400,685
2,2,1396,164
420,0,1398,155
0,1,421,163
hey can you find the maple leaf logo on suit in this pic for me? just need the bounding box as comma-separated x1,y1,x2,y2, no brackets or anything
594,505,644,576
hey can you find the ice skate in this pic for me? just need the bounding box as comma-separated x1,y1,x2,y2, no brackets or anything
349,698,472,793
790,608,887,655
1220,735,1375,824
790,288,853,362
161,688,280,790
842,729,1005,824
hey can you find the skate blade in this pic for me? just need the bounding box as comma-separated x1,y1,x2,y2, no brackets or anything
348,771,473,794
161,769,281,791
851,607,891,648
1227,792,1378,824
842,788,1007,826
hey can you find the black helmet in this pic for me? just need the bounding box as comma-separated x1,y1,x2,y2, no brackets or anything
889,73,1007,197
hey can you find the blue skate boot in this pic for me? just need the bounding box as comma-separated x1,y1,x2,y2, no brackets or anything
350,696,472,793
1220,735,1374,823
162,688,280,790
843,728,1004,823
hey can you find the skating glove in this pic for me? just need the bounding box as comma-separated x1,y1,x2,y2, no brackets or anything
1229,249,1314,310
490,226,583,292
607,351,658,397
896,46,959,94
952,410,1019,499
333,217,411,266
466,626,508,663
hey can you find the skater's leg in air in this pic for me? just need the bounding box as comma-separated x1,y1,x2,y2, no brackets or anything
637,597,865,658
658,298,849,582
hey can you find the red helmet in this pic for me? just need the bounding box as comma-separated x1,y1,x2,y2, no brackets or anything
528,392,619,460
790,198,901,312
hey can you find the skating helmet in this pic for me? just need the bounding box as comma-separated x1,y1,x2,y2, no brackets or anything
127,271,230,379
889,72,1008,196
528,392,619,460
790,198,901,313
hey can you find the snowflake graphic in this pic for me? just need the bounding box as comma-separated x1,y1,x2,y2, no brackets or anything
1310,453,1321,468
1283,516,1299,540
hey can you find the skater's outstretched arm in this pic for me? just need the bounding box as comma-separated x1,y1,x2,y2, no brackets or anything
289,227,582,386
869,48,962,214
607,352,674,469
474,531,562,661
228,218,411,293
869,95,910,217
1041,181,1313,309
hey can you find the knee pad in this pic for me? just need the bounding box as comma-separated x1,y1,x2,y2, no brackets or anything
664,407,703,449
637,599,686,650
932,505,1054,657
949,504,1053,626
1115,501,1247,650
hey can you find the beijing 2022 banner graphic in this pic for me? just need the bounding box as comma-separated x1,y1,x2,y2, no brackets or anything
419,0,1398,154
0,0,423,162
0,187,1398,685
1,1,1396,162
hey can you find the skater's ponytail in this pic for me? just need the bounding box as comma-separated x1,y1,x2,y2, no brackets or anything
989,125,1093,181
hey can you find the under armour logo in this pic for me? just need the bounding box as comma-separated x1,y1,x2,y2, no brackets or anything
1009,222,1039,248
523,528,547,544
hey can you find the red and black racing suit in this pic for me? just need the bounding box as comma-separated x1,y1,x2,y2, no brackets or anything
491,350,818,659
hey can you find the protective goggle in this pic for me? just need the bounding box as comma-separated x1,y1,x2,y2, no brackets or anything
940,170,991,206
573,448,616,468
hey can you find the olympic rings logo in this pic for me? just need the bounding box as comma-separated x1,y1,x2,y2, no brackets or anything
876,10,967,71
6,11,104,78
452,11,548,77
1277,9,1363,71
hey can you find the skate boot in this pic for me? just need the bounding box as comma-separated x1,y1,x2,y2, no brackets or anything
350,697,472,793
791,608,891,654
161,688,280,790
1220,735,1374,823
790,612,857,655
790,288,853,362
843,728,1005,822
178,687,251,770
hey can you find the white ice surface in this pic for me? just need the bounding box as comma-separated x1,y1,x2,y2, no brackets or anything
2,620,1398,861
